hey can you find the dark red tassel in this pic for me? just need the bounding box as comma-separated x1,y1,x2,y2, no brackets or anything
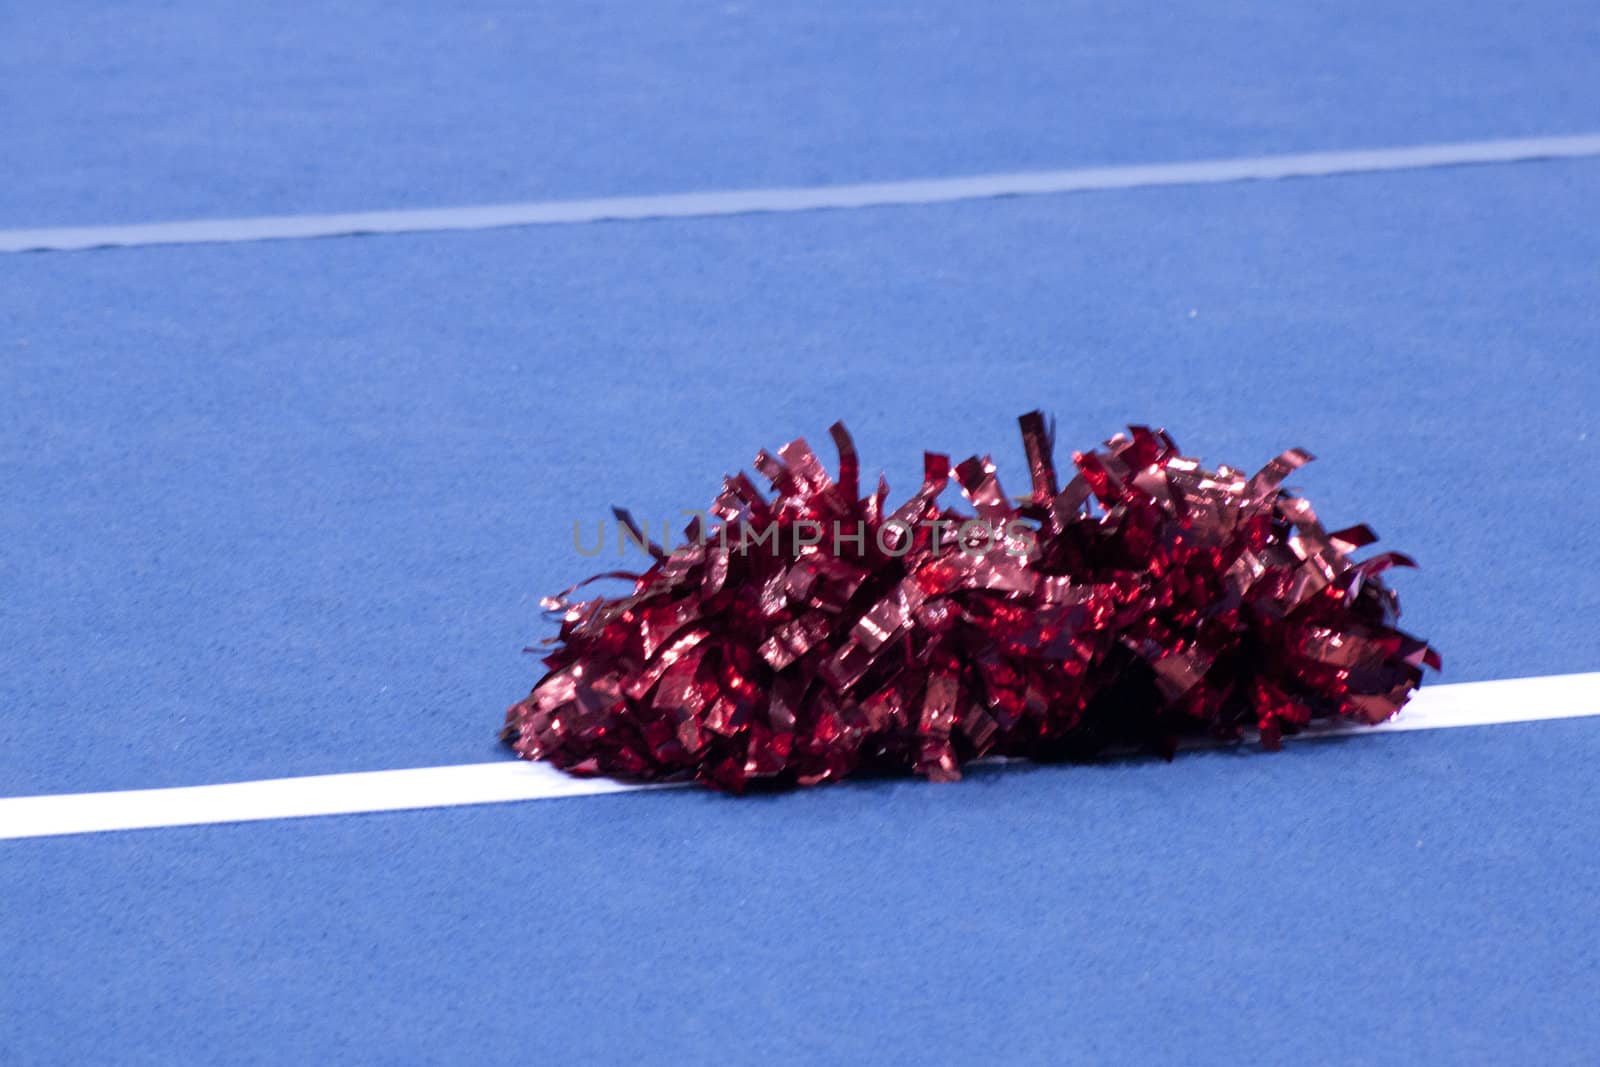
503,414,1439,792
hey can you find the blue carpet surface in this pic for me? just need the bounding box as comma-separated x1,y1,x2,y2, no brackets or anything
3,719,1598,1063
4,6,1599,1049
3,1,1598,226
2,161,1598,798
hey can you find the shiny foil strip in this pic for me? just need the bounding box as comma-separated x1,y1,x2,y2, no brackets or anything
503,414,1439,792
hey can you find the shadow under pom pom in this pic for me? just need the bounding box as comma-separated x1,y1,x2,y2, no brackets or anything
503,413,1439,793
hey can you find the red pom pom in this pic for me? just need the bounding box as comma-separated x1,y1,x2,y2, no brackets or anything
503,413,1439,792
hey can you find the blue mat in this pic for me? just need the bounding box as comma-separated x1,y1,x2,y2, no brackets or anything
5,1,1599,225
3,162,1596,796
5,719,1599,1062
4,2,1599,1061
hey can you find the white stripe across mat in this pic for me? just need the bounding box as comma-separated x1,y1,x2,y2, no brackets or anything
2,673,1597,841
6,134,1600,253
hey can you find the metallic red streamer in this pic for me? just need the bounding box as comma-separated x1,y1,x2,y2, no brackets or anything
503,414,1439,791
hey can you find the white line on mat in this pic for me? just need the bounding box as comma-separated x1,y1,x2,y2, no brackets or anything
5,134,1600,253
2,672,1597,841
